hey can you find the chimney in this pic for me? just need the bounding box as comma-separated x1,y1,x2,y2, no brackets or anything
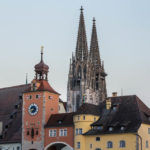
106,98,111,110
0,122,3,135
112,92,117,97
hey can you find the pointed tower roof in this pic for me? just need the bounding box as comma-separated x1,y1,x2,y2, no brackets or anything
76,6,88,61
90,18,101,70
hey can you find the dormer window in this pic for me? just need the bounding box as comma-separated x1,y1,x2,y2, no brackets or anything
33,83,36,91
108,127,113,132
58,120,62,124
49,96,53,100
97,126,103,130
112,106,117,111
120,126,125,131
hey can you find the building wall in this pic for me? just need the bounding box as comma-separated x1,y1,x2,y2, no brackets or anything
22,90,59,150
0,122,2,135
44,126,74,149
0,143,21,150
59,102,66,113
138,123,150,150
74,114,99,150
85,133,136,150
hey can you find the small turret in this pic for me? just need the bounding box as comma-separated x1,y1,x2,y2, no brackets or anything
34,46,49,80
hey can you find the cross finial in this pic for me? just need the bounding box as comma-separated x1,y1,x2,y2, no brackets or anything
41,45,44,54
41,45,44,62
80,6,83,12
93,17,96,23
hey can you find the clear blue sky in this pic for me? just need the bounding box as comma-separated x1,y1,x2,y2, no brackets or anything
0,0,150,106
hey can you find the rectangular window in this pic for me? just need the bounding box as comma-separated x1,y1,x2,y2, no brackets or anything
26,95,32,100
59,129,63,136
146,140,149,148
64,129,67,136
54,130,56,137
90,144,92,149
148,128,150,134
96,137,100,141
79,128,82,135
83,116,85,120
49,129,57,137
77,142,80,149
76,128,78,135
59,129,67,136
78,116,80,120
36,94,40,99
17,147,20,150
49,96,53,99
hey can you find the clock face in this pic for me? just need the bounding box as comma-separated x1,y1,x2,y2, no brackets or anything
28,103,38,116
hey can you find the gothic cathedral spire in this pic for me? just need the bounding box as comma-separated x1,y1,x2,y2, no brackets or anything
67,8,107,112
76,6,88,61
90,18,101,71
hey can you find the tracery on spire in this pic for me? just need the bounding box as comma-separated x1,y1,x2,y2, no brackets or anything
90,17,101,70
76,6,88,61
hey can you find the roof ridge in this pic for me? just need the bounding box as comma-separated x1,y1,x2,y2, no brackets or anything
0,84,30,90
109,95,136,98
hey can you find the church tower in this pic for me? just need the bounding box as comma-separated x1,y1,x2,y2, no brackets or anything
67,8,107,112
22,47,59,150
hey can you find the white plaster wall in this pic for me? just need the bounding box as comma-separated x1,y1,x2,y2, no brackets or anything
0,143,21,150
0,122,2,135
59,102,66,113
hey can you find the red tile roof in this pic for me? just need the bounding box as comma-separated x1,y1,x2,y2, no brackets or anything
26,80,60,95
45,113,74,127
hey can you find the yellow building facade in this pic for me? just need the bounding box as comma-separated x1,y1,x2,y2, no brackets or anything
74,96,150,150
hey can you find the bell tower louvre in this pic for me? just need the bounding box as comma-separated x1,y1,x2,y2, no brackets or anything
67,7,107,112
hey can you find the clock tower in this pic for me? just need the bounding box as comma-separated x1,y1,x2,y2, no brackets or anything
22,47,59,150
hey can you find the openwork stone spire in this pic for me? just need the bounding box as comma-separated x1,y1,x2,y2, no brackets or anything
76,6,88,61
90,18,101,70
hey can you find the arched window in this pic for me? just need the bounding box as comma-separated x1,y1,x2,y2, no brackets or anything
76,95,80,110
107,141,113,148
72,64,75,76
77,66,82,79
95,148,101,150
84,65,86,79
120,140,126,148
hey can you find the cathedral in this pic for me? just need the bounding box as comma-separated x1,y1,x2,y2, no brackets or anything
67,7,107,112
0,7,150,150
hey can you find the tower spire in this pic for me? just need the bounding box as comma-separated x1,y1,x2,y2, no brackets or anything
26,73,28,84
76,6,88,61
41,45,44,62
90,18,101,70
